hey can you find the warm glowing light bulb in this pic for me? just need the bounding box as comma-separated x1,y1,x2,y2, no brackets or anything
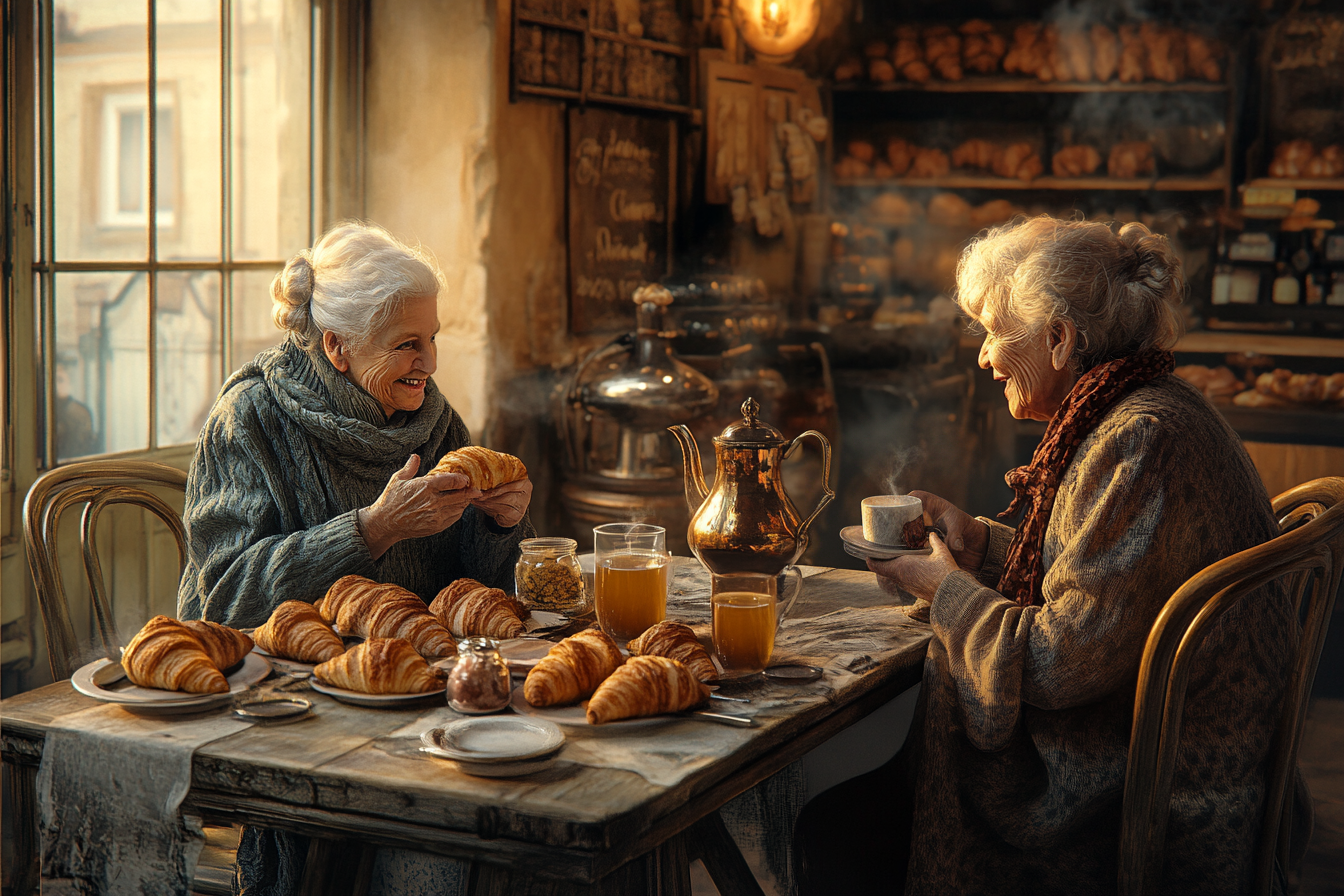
734,0,816,62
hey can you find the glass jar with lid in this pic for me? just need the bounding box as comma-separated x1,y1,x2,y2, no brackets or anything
515,537,586,613
447,637,511,714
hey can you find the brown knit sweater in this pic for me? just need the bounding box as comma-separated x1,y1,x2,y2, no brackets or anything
906,375,1297,895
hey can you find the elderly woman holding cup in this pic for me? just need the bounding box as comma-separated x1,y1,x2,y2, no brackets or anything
794,217,1298,895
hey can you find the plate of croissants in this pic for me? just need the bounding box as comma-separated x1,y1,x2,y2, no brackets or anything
71,615,271,713
308,638,447,706
511,626,715,728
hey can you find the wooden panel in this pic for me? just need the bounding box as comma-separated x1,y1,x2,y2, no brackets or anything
1243,441,1344,499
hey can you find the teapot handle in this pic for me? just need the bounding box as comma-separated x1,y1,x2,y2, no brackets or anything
784,430,835,555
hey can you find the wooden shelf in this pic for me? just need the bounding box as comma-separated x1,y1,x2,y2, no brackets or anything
588,27,692,57
514,11,587,33
834,175,1225,192
1176,331,1344,359
831,77,1227,95
1247,178,1344,192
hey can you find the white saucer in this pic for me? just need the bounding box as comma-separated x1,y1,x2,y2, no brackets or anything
421,717,565,762
308,678,444,706
840,526,933,561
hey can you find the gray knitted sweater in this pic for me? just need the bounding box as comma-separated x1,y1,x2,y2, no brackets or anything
176,339,532,627
906,376,1296,895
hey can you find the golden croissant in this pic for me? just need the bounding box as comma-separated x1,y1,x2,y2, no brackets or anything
429,578,526,639
586,655,711,724
181,620,254,672
312,638,444,694
319,575,457,657
122,615,228,694
252,601,344,663
429,446,527,490
523,629,624,707
627,621,717,682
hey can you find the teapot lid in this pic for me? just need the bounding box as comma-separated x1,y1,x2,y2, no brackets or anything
716,398,787,446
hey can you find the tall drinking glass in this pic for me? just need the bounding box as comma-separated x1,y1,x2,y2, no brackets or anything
710,568,803,677
593,523,669,642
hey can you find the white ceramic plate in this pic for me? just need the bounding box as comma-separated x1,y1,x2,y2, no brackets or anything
71,652,272,712
308,678,445,707
840,526,933,561
249,645,318,675
420,716,564,762
508,686,679,730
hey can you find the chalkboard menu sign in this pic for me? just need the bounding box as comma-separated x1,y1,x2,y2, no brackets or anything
568,107,675,333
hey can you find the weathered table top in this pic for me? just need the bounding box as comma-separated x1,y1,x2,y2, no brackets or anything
1,560,931,884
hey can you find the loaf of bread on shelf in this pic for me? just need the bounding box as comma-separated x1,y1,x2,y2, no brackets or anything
833,57,864,82
886,138,916,176
312,638,444,694
318,575,457,657
868,58,896,82
834,156,871,180
952,138,996,171
1117,24,1146,83
586,656,711,725
1091,24,1119,81
1108,141,1155,179
1051,145,1102,178
523,628,624,707
1185,31,1223,82
927,192,972,227
252,601,344,663
969,199,1021,228
909,147,950,178
428,446,527,491
992,143,1042,181
122,615,229,694
429,578,527,640
181,620,254,671
627,621,718,682
1141,23,1186,83
960,20,1006,75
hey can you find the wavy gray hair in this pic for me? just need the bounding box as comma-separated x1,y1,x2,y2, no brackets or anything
270,221,443,349
954,216,1185,371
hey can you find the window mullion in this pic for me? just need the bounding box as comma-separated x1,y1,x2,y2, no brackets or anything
221,0,233,380
146,0,158,452
37,0,54,471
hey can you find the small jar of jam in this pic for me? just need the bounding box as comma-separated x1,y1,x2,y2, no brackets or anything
447,638,511,714
515,537,586,613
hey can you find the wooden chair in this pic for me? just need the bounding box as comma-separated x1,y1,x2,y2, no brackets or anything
21,459,237,896
1119,476,1344,895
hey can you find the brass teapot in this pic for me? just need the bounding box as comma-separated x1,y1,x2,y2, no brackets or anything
668,398,834,577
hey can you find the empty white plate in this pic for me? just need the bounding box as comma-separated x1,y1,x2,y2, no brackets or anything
420,716,564,762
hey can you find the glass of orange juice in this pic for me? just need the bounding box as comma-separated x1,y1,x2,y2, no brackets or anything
711,570,802,677
593,523,669,642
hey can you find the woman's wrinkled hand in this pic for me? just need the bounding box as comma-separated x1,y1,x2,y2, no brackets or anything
867,532,960,604
358,455,481,560
471,477,533,529
909,489,988,573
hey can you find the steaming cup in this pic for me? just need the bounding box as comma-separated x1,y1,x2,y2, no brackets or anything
862,495,922,547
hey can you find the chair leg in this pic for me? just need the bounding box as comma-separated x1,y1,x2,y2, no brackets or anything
687,810,766,896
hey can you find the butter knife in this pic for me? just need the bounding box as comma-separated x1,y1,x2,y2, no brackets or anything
693,711,755,727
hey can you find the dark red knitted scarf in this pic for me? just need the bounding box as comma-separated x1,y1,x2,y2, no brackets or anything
996,350,1175,607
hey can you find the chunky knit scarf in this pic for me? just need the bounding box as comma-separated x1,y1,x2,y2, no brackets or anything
996,350,1175,607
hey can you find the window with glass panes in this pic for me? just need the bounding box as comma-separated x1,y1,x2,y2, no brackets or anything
30,0,320,464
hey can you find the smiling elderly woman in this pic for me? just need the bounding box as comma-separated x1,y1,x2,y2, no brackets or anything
177,221,534,626
794,217,1298,895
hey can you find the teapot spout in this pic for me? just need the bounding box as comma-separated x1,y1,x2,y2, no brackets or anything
667,425,709,513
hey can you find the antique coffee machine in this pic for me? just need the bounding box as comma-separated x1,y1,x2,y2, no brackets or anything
558,285,719,552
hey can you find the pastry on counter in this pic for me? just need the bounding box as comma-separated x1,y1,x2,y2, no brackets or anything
1254,369,1344,406
252,601,344,663
523,628,624,707
1091,24,1120,81
1174,365,1242,399
312,638,444,695
1052,145,1102,178
181,620,254,672
627,621,717,682
123,615,229,694
1108,141,1154,178
429,446,527,491
429,578,528,640
910,147,951,178
585,655,711,724
318,575,457,658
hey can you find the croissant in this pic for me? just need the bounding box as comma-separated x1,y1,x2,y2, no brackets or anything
428,446,527,491
122,615,228,694
523,629,624,707
252,601,344,663
181,620,254,671
319,575,457,657
313,638,444,694
627,622,717,682
586,656,711,725
429,579,526,640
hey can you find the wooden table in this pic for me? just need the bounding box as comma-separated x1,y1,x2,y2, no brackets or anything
1,561,931,896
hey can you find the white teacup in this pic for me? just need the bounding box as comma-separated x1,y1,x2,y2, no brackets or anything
861,495,922,547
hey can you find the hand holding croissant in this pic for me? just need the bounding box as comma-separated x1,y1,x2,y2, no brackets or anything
359,454,480,560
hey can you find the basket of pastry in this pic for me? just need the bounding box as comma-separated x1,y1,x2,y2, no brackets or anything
512,628,721,727
69,615,270,712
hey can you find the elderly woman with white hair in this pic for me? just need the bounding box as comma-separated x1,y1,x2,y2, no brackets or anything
794,217,1297,895
177,221,533,625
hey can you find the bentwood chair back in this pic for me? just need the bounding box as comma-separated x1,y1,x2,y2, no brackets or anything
22,459,188,681
1118,476,1344,896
